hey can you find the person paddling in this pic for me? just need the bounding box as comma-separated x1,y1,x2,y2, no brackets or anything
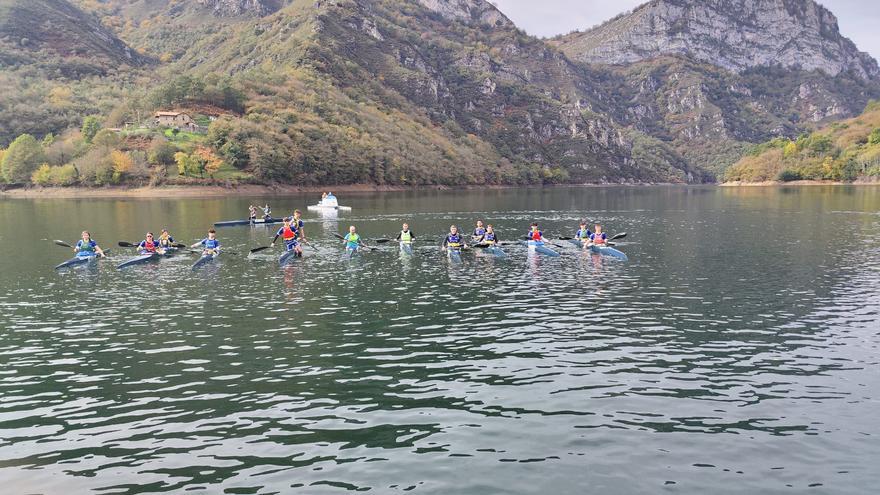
442,225,466,250
396,223,415,243
292,209,308,246
157,229,175,250
191,229,221,255
75,231,106,258
137,232,165,255
575,220,591,246
588,224,607,246
527,222,546,243
271,217,303,258
261,204,272,220
482,224,500,245
249,205,258,222
472,220,486,242
343,225,364,253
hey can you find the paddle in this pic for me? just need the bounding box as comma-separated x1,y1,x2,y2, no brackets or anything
372,238,393,244
118,241,136,247
250,246,271,254
53,240,73,248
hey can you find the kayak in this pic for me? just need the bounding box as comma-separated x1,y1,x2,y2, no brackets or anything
307,193,351,212
400,242,413,255
117,252,160,269
214,217,283,227
485,245,506,257
55,254,97,270
568,239,586,249
346,246,360,258
526,241,560,257
447,247,462,263
279,249,300,265
589,244,629,261
191,253,216,271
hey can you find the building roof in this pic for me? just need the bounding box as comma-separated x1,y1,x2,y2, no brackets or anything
154,111,188,117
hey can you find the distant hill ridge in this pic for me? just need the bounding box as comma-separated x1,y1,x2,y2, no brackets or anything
554,0,880,81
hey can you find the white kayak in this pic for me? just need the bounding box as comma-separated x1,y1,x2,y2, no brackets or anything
307,194,351,211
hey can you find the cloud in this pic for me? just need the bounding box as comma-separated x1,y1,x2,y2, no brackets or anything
490,0,880,61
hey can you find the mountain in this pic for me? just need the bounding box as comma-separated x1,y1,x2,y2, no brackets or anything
2,0,879,187
555,0,879,80
553,0,880,175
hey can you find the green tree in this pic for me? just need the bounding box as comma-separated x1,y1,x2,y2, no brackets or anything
92,129,120,149
147,139,177,166
31,164,53,185
81,116,102,144
869,128,880,145
1,134,45,183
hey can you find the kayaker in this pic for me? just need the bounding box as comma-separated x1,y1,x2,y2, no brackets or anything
292,209,308,245
483,224,500,245
249,205,257,222
261,204,271,220
157,229,175,250
271,217,303,258
575,220,591,245
396,223,415,243
343,225,364,252
441,225,466,250
527,223,546,243
75,231,106,258
588,224,607,245
191,229,221,255
137,232,165,255
472,221,486,242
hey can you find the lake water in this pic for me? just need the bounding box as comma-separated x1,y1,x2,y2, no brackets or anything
1,186,878,494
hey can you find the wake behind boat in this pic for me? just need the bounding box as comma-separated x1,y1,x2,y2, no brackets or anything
307,193,351,212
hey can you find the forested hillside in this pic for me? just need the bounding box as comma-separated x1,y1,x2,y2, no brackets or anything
2,0,879,189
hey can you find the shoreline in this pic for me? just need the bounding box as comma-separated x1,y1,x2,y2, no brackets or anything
1,182,689,199
3,180,878,198
720,179,879,187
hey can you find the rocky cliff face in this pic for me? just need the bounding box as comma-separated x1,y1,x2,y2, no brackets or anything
555,0,880,81
416,0,513,28
195,0,282,17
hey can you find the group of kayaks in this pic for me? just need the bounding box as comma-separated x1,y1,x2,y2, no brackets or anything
54,200,629,272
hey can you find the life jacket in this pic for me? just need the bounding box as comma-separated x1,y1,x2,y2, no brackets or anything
447,233,461,247
576,228,589,239
77,240,96,254
203,238,220,250
400,230,412,242
282,224,297,240
529,230,542,241
158,234,172,247
346,233,360,247
141,240,158,253
484,232,496,243
591,233,606,245
473,228,486,237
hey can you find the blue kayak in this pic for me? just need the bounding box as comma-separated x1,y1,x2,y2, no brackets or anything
447,247,462,263
279,249,299,265
400,242,413,255
589,244,629,261
191,253,216,271
117,252,160,269
55,254,97,270
526,241,560,257
485,245,506,257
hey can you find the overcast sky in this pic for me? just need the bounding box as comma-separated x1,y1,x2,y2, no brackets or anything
490,0,880,61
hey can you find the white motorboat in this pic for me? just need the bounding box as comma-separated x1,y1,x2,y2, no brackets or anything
307,193,352,211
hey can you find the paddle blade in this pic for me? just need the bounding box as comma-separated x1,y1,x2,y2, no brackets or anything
558,236,574,241
250,246,271,254
373,239,392,244
610,232,627,241
333,233,346,240
53,240,73,248
172,243,187,248
118,241,136,247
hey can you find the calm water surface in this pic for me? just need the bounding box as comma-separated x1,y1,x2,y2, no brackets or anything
0,186,879,494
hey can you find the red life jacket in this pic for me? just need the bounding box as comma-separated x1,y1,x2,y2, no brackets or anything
592,234,606,245
142,240,158,252
530,231,542,241
282,225,296,240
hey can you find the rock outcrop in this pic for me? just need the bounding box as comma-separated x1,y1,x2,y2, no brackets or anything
416,0,513,28
555,0,880,80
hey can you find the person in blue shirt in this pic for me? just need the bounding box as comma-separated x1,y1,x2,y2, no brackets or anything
157,229,175,250
588,224,608,246
74,231,106,257
482,224,500,245
136,232,165,255
527,223,546,243
442,225,467,250
191,229,221,255
575,220,592,247
260,204,272,220
343,225,364,252
271,217,303,257
472,220,486,242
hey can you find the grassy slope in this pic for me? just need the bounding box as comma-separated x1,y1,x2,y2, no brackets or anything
725,102,880,182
